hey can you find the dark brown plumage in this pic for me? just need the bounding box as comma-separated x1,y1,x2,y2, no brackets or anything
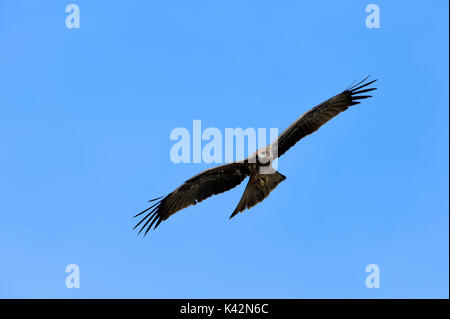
134,77,377,235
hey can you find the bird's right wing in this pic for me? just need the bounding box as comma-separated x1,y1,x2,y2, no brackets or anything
272,77,377,158
133,162,251,235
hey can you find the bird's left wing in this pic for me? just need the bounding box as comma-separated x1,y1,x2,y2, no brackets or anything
133,162,251,235
273,77,377,158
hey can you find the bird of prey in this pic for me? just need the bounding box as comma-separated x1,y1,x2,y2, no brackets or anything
134,77,377,235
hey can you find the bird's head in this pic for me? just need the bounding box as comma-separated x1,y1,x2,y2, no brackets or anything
256,146,272,166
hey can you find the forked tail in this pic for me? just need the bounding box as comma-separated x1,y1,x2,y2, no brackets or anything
230,171,286,219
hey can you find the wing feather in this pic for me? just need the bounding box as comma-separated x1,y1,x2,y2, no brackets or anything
134,162,251,235
273,77,377,158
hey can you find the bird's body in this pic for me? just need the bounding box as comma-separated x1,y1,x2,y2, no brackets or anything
134,77,377,235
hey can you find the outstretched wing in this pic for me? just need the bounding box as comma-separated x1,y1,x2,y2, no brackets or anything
273,77,377,158
133,162,251,235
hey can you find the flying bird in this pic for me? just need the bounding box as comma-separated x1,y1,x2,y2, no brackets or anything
134,77,377,235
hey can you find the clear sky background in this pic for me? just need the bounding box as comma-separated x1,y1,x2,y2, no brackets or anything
0,1,448,298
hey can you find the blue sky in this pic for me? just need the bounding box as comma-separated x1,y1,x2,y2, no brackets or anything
0,0,448,298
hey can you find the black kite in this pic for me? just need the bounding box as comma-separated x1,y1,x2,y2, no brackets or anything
134,77,377,235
